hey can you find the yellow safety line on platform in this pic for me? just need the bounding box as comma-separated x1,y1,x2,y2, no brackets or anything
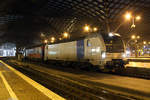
0,72,19,100
0,60,66,100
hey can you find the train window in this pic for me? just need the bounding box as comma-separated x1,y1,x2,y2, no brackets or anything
101,34,124,53
87,40,91,47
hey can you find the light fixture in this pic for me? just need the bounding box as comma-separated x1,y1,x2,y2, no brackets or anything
63,32,69,38
136,16,141,21
51,37,55,41
44,40,48,44
131,35,136,39
102,51,106,59
143,41,147,44
125,12,132,20
93,27,98,32
108,32,114,37
84,25,90,32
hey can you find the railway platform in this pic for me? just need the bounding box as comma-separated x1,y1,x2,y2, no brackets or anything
126,61,150,68
127,57,150,62
0,60,65,100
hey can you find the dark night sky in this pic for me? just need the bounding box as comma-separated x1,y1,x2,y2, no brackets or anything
0,0,150,47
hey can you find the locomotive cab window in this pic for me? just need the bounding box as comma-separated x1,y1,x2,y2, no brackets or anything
101,34,124,53
87,40,91,47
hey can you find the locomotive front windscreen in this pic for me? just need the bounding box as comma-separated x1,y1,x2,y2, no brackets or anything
101,34,124,53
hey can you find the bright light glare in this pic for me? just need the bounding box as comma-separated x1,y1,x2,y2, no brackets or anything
63,32,69,38
96,47,100,52
109,32,114,37
126,50,131,57
143,41,147,44
131,24,136,28
51,37,55,41
126,51,131,55
51,40,54,43
136,16,141,20
59,37,62,40
44,40,48,44
122,53,126,58
114,33,120,36
91,49,96,52
102,52,106,59
137,36,140,39
93,27,98,32
125,12,132,20
131,35,135,39
84,25,90,32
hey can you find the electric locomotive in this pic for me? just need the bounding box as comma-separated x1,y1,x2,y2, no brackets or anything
25,32,128,71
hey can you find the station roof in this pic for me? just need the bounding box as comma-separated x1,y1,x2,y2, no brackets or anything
0,0,150,46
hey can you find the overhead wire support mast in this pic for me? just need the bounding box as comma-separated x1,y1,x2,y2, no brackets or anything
104,0,111,33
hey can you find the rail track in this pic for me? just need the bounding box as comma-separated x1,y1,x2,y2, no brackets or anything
116,67,150,80
1,57,150,80
3,59,138,100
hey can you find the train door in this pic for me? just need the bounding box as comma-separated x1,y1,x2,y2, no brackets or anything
41,45,45,61
85,39,92,60
77,40,84,60
85,37,101,65
44,44,48,61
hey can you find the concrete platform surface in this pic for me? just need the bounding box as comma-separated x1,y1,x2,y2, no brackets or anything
126,61,150,68
0,60,65,100
128,57,150,59
127,57,150,62
23,62,150,100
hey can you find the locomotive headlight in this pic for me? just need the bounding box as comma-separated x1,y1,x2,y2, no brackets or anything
126,50,130,55
122,53,126,58
108,32,114,37
102,52,106,59
125,50,131,57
